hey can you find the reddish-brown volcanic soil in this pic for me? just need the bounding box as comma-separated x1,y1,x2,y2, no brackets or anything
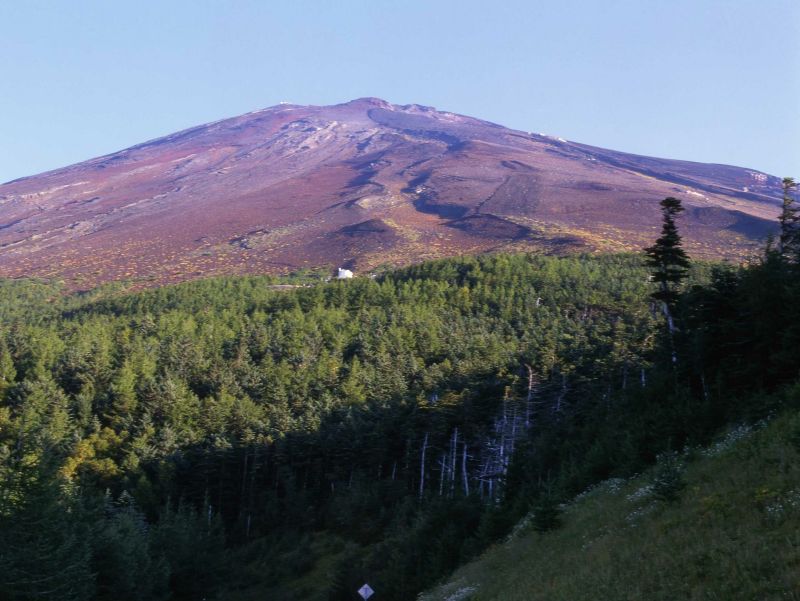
0,98,783,288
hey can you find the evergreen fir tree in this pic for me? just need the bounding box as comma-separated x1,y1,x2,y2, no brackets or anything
0,335,16,401
532,493,562,532
778,177,799,261
0,459,94,601
645,197,691,339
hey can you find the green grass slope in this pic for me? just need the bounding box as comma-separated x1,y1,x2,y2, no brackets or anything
421,405,800,601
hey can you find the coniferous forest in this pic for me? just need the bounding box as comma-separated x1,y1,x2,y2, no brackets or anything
1,184,800,600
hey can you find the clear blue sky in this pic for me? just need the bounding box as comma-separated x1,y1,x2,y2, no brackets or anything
1,0,798,183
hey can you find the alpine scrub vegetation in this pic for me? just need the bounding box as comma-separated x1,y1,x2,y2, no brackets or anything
0,184,799,600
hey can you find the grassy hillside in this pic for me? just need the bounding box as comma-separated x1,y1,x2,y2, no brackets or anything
421,397,800,601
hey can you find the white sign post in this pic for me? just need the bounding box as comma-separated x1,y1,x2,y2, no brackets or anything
358,583,374,600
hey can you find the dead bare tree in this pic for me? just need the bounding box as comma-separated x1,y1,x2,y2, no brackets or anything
462,441,469,496
418,432,429,500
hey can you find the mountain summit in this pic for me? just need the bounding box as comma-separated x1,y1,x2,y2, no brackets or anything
0,98,782,287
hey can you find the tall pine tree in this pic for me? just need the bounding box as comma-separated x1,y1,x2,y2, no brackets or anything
778,177,799,261
646,198,690,307
645,197,690,359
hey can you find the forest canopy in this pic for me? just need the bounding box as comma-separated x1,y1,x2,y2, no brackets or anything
1,236,799,600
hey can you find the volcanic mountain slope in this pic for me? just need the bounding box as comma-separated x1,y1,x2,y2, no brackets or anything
0,98,783,288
